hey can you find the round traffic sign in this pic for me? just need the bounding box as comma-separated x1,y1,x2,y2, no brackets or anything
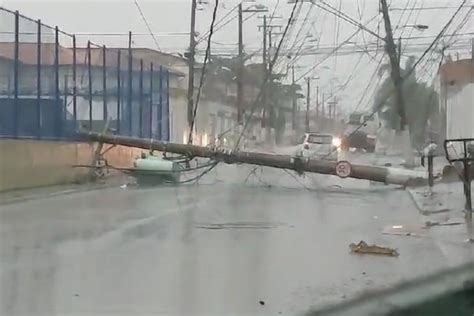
335,160,352,178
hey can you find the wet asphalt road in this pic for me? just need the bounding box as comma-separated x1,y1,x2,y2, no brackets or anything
1,157,474,315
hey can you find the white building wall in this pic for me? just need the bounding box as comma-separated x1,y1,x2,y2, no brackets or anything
168,93,240,146
446,83,474,140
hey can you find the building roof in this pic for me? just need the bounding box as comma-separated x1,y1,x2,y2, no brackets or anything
0,42,183,76
0,42,73,65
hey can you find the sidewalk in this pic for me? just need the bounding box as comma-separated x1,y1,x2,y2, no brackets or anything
407,181,468,215
0,172,130,206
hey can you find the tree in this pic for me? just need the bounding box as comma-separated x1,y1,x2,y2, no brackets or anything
373,57,439,148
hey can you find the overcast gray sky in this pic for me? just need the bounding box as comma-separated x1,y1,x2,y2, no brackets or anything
1,0,472,114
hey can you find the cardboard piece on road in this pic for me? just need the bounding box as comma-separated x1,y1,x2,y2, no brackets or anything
349,240,399,257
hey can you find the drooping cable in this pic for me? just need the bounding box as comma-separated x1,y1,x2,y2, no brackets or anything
133,0,161,51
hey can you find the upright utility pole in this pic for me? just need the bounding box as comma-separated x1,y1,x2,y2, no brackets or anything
305,77,310,132
237,3,244,124
380,0,406,130
316,85,320,121
261,15,267,128
291,65,296,130
187,0,197,135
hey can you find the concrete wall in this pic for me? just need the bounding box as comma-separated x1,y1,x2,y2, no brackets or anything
446,83,474,140
0,139,144,192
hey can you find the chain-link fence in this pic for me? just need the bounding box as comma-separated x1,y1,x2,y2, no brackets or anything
0,8,170,140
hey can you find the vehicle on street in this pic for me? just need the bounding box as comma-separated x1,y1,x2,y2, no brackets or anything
341,112,378,152
298,133,340,160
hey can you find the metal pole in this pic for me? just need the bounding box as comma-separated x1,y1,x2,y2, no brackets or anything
87,41,92,131
128,31,133,136
55,26,60,137
266,27,273,140
116,50,121,134
306,77,310,132
291,65,296,130
464,161,472,218
187,0,197,130
149,62,153,139
72,34,77,125
13,11,19,137
428,154,434,187
322,93,326,130
322,93,326,117
237,3,244,124
158,65,163,140
102,45,108,121
261,15,267,128
63,75,68,119
166,69,170,141
139,59,143,138
316,85,320,125
36,19,42,138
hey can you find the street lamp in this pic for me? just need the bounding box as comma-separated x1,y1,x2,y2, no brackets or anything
396,24,429,31
404,24,429,31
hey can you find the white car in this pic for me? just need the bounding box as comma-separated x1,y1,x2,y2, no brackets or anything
298,133,340,160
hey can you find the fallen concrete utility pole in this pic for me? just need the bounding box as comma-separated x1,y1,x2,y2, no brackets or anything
84,132,426,186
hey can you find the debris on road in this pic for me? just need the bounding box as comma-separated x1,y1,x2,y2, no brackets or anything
259,300,265,306
382,224,426,237
424,220,464,227
349,240,399,257
195,221,285,230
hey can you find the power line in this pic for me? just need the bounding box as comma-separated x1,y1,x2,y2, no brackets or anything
355,0,370,57
288,4,314,50
295,14,377,82
234,0,301,149
188,0,220,144
278,4,316,69
409,0,469,74
133,0,161,51
196,3,239,43
281,0,306,53
402,0,424,55
314,0,385,42
390,5,472,11
395,0,417,40
445,5,473,45
194,40,472,57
